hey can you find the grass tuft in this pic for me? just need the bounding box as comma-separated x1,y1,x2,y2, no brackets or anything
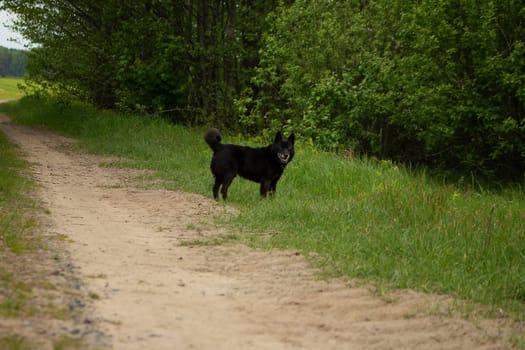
178,233,240,247
0,335,32,350
0,272,31,317
52,336,85,350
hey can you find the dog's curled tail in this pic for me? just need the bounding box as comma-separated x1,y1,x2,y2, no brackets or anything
204,128,222,152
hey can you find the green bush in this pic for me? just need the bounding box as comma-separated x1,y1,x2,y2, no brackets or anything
238,0,525,181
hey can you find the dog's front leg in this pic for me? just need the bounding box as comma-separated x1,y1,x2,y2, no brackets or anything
260,180,272,198
269,178,280,196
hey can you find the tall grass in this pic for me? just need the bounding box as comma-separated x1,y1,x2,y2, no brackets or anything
1,96,524,315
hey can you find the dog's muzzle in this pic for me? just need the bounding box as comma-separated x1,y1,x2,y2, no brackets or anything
278,152,290,164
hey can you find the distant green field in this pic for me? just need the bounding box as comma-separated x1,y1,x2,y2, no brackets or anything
0,77,24,100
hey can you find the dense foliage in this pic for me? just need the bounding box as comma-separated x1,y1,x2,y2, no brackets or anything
240,0,525,180
0,46,26,76
1,0,277,122
1,0,524,180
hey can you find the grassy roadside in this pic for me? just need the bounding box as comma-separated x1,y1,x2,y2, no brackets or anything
0,107,95,349
0,126,39,349
0,78,38,349
0,77,36,255
0,130,37,254
1,96,524,321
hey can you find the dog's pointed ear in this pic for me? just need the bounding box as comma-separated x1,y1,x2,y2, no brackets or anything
288,133,295,144
274,131,283,143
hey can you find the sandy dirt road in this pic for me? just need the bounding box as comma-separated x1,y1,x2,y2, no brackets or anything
0,113,517,349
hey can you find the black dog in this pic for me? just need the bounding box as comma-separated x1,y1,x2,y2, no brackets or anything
204,128,295,200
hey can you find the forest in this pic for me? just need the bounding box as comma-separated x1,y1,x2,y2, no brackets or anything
1,0,524,181
0,46,26,77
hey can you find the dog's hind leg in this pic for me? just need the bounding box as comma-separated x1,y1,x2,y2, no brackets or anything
212,178,222,200
220,173,236,200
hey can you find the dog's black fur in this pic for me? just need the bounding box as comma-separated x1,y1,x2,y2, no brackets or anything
204,128,295,200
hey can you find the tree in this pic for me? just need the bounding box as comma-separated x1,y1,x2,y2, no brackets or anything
1,0,278,125
240,0,525,180
0,46,27,76
4,0,523,179
2,1,122,107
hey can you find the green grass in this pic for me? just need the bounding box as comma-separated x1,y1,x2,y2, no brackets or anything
0,272,32,317
0,77,25,100
0,335,32,350
52,336,85,350
0,128,37,254
1,96,524,317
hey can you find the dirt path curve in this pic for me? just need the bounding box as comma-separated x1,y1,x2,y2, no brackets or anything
0,114,514,349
